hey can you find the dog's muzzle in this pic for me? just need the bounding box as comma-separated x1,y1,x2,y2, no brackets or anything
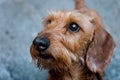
32,37,53,59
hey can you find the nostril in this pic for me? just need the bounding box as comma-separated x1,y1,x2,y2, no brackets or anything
33,37,39,46
33,37,50,51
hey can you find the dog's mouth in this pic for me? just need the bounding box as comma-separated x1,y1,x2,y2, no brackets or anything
38,52,54,60
40,54,53,59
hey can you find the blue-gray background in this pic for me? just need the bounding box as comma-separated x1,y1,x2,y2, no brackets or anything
0,0,120,80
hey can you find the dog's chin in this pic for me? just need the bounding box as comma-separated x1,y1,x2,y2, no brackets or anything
37,55,70,70
36,58,54,70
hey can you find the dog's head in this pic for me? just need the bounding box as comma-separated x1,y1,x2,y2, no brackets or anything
30,11,115,73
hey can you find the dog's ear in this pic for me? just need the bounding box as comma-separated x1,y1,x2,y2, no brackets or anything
86,26,116,73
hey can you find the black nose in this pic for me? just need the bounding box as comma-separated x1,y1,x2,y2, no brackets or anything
33,37,50,51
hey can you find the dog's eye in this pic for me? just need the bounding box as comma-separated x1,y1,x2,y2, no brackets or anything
68,22,80,32
46,19,52,24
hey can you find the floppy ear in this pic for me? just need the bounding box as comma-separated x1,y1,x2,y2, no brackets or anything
86,26,116,73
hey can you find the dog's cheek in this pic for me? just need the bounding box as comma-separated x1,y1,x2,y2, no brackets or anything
60,34,80,53
50,44,72,65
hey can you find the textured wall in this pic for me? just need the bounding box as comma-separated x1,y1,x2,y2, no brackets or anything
0,0,120,80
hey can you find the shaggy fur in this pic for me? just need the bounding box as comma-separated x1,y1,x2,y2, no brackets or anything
30,0,116,80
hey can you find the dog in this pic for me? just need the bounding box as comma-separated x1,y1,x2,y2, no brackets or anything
30,0,116,80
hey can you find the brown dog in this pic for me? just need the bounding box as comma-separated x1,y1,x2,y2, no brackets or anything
30,0,116,80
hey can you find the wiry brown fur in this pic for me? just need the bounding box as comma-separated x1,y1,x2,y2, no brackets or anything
30,0,116,80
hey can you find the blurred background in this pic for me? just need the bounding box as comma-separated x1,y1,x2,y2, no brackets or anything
0,0,120,80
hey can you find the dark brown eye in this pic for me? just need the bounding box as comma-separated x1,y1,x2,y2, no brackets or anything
47,19,52,24
68,22,80,32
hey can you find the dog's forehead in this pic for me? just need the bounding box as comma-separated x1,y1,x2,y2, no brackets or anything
44,10,94,33
46,10,85,20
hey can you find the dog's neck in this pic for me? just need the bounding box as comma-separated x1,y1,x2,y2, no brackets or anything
48,62,102,80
